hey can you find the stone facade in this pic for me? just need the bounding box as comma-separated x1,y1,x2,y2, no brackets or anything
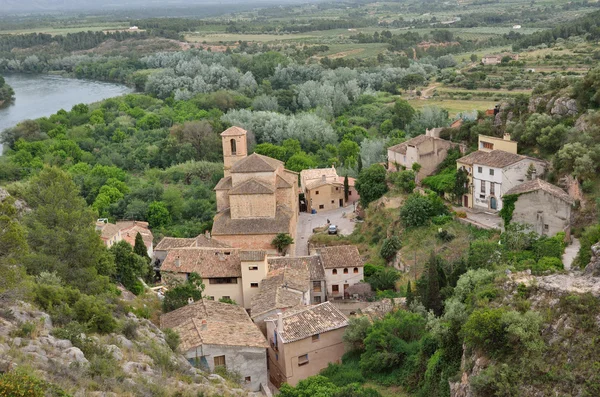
300,167,359,213
212,127,299,255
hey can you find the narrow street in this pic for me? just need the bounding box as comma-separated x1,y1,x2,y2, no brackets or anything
295,206,356,256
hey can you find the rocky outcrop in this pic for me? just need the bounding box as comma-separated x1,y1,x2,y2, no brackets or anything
548,96,578,117
0,301,256,396
584,242,600,277
0,187,30,213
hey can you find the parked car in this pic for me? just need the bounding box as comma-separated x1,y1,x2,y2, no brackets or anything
328,224,338,235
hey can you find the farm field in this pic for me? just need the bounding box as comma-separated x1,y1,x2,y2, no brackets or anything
1,24,130,35
407,98,497,117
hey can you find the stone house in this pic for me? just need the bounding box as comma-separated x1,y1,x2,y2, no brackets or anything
300,166,359,213
457,147,546,212
250,263,310,334
116,220,154,257
387,130,461,182
160,299,268,392
212,127,299,254
477,134,518,154
505,178,573,238
95,220,122,248
153,234,230,268
316,245,364,300
268,256,327,305
482,53,519,65
265,302,349,388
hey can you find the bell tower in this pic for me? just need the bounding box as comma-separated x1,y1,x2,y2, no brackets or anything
221,126,248,177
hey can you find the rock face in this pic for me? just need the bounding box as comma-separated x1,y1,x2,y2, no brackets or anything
0,301,257,396
548,96,578,117
584,242,600,277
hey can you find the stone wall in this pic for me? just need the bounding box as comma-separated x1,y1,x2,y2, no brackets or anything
230,194,276,219
512,190,571,237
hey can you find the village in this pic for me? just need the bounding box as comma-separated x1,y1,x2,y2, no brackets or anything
93,121,576,395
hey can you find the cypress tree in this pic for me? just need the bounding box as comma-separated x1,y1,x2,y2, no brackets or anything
406,280,414,306
344,174,350,202
134,232,150,262
426,252,443,316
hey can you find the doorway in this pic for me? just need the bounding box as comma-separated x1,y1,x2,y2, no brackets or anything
490,196,497,210
339,198,344,207
463,195,468,207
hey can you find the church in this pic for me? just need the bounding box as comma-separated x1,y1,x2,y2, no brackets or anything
211,127,299,254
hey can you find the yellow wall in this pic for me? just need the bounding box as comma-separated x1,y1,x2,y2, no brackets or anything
306,184,345,212
478,135,517,153
230,194,276,219
241,258,269,309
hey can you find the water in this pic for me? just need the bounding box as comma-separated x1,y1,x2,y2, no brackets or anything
0,74,133,153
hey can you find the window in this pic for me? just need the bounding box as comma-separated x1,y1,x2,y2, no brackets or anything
349,191,352,196
477,166,483,173
276,353,279,361
343,268,348,274
250,283,259,288
222,296,230,300
481,141,494,150
353,267,359,274
544,224,549,231
489,169,495,176
209,278,238,284
230,139,237,155
313,281,321,292
315,190,319,195
335,187,339,191
245,376,251,383
298,354,309,366
319,204,324,209
207,296,214,300
332,285,339,293
332,269,337,275
481,181,486,194
314,296,322,304
479,195,485,199
490,183,495,195
331,200,334,204
214,355,226,368
312,334,320,342
249,266,258,271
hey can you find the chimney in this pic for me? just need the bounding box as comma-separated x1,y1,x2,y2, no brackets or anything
321,174,326,182
277,312,283,334
531,168,537,180
205,230,211,240
175,255,181,267
187,297,194,304
503,133,511,141
200,319,207,331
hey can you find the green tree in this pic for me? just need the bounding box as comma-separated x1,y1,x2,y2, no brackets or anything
163,273,205,312
453,168,469,204
400,194,432,227
343,316,371,352
133,232,150,261
388,170,416,193
392,99,416,129
339,139,360,168
406,280,414,306
425,253,443,316
110,240,148,295
344,175,349,202
380,236,402,262
356,164,388,208
147,201,171,228
279,375,337,397
285,152,317,172
367,267,400,291
272,233,294,255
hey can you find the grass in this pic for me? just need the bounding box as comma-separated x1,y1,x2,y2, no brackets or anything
2,25,131,36
408,98,497,117
318,43,389,59
364,383,412,397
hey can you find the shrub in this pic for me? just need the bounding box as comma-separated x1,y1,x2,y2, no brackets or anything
0,370,69,397
437,229,455,242
164,328,181,352
533,257,563,273
400,194,432,227
121,320,138,340
468,241,504,270
367,267,400,291
380,236,402,261
575,224,600,268
462,308,506,353
73,295,117,333
533,233,565,260
432,215,453,225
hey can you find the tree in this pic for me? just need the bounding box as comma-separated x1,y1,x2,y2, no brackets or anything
400,194,432,227
367,267,400,291
163,272,205,312
392,99,415,129
285,151,317,172
425,253,443,316
470,54,478,62
272,233,294,255
134,232,150,261
406,281,414,306
110,240,148,295
343,316,371,352
344,175,349,202
279,376,337,397
453,168,469,204
356,164,388,208
147,201,171,228
380,236,402,262
388,170,416,193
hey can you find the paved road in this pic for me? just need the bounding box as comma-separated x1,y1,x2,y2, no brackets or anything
295,206,356,256
562,237,580,271
453,206,502,230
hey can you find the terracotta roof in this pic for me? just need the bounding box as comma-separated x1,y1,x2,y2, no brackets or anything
301,167,338,183
505,179,573,203
214,176,232,190
276,175,292,188
96,222,120,240
117,221,153,250
457,150,534,168
251,266,309,317
230,153,283,173
220,126,247,137
268,256,325,280
388,134,454,155
305,179,343,191
265,302,348,343
239,250,267,261
160,248,241,278
317,245,363,269
160,299,267,350
155,237,197,251
229,178,275,195
195,234,231,248
212,205,292,236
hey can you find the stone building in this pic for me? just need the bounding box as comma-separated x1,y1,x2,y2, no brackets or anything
95,220,122,248
160,299,268,392
505,178,573,238
116,220,154,257
153,234,230,268
316,245,364,300
212,126,299,254
160,247,269,309
300,166,359,213
265,302,348,387
387,129,461,182
268,256,327,305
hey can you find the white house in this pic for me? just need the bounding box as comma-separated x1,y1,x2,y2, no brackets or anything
315,245,364,299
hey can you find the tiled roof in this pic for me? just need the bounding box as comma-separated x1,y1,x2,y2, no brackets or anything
457,150,534,168
160,248,241,278
220,126,247,137
214,176,232,190
230,153,282,173
301,167,338,183
160,299,267,350
239,250,267,262
388,134,455,155
229,178,275,195
505,178,573,203
212,205,292,236
117,221,153,249
251,266,309,317
195,234,231,248
305,179,343,191
265,302,348,343
268,256,325,280
276,175,292,188
317,245,363,269
155,237,197,251
96,222,120,240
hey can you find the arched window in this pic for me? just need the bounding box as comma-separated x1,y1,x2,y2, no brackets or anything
332,269,337,275
343,268,348,274
353,267,359,274
230,138,237,155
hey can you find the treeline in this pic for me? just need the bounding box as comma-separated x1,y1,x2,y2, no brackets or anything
0,75,14,103
225,18,374,34
511,9,600,50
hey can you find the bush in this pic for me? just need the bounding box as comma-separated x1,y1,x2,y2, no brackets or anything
367,268,400,291
121,320,138,340
533,233,565,260
533,257,563,273
73,295,117,334
0,370,69,397
432,215,453,225
163,328,180,352
380,236,402,261
400,194,432,227
462,308,506,353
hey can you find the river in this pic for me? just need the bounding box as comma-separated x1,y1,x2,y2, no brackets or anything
0,73,133,153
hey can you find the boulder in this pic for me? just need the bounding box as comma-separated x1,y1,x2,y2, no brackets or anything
550,97,578,117
106,344,123,361
63,347,89,365
584,242,600,277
